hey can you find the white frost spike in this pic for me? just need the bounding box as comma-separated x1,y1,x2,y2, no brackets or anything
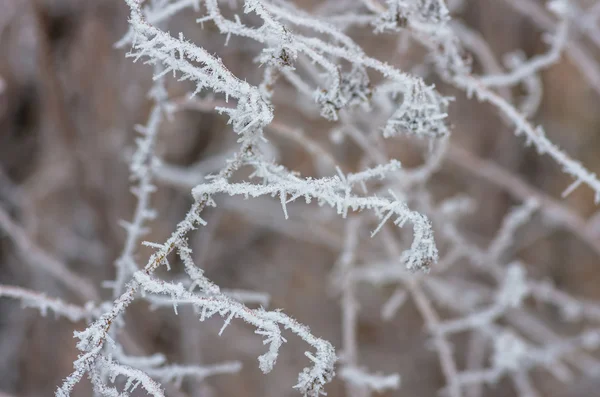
280,189,289,219
562,178,583,199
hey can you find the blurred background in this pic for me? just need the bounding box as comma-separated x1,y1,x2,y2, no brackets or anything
1,0,600,396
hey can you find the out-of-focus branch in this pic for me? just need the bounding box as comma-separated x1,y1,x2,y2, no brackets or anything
478,10,568,88
0,207,99,302
377,227,462,397
0,285,94,322
446,144,600,257
502,0,600,96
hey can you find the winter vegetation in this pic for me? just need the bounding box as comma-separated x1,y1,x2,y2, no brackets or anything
2,0,600,396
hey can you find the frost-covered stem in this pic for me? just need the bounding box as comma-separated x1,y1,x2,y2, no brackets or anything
166,98,340,176
144,361,242,384
299,35,420,89
0,285,93,322
454,74,600,201
146,287,270,308
116,0,201,48
380,287,407,321
205,0,448,129
192,160,437,271
123,0,274,137
113,69,166,298
435,304,506,335
203,0,286,45
453,327,600,388
505,310,600,376
505,52,543,117
433,264,527,335
102,357,167,397
201,0,344,106
261,1,361,50
341,274,359,369
135,273,336,397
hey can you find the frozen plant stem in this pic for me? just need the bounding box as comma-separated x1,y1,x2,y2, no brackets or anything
113,67,166,298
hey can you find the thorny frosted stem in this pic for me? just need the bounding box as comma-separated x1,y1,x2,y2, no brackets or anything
135,272,336,396
143,361,242,385
116,0,201,48
204,0,448,130
113,69,166,298
123,0,274,137
146,286,270,308
0,285,94,322
102,356,167,397
447,6,599,200
453,73,600,201
192,160,437,271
